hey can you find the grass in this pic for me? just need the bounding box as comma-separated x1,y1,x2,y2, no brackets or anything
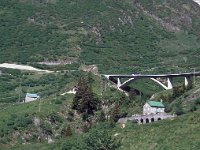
114,110,200,150
5,110,200,150
1,0,200,149
0,68,81,103
0,0,200,74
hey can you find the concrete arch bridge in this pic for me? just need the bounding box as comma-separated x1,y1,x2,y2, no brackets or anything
105,72,200,92
118,113,176,124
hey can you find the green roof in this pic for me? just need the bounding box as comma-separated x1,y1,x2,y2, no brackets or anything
147,100,165,108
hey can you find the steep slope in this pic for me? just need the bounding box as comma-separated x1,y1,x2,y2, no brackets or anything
117,110,200,150
0,0,200,74
1,1,200,149
3,109,200,150
136,0,200,33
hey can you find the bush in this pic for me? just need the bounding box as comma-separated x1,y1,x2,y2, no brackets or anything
174,103,184,116
48,112,63,123
195,98,200,105
98,111,106,122
190,104,197,112
67,110,74,122
61,138,87,150
41,122,52,135
61,125,73,137
55,100,62,104
84,129,121,150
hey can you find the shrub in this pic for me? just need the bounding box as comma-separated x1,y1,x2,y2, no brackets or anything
61,125,73,137
62,139,87,150
190,104,197,112
55,100,62,104
98,111,106,122
84,129,121,150
48,112,63,123
195,98,200,105
41,122,53,135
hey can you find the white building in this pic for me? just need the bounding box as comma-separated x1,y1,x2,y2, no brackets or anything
143,100,165,115
25,93,40,103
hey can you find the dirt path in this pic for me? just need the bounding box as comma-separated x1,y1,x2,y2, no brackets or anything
0,63,53,73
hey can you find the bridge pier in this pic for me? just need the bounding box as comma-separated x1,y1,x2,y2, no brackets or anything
117,78,122,88
167,77,173,89
184,76,192,87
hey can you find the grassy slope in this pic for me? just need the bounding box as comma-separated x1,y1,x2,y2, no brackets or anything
1,0,200,103
0,0,200,73
1,0,200,149
0,94,75,148
117,110,200,150
1,77,200,149
4,109,200,150
0,68,80,103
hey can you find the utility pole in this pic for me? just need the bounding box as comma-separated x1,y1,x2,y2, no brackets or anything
18,75,22,103
193,68,196,86
39,96,41,112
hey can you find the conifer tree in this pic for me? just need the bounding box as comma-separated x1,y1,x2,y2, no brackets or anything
111,102,120,122
65,125,73,137
72,77,100,122
98,110,106,122
61,125,73,137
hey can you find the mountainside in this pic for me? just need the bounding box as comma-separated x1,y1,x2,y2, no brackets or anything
1,0,200,149
0,0,200,73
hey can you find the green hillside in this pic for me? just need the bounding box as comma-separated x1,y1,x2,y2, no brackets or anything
1,0,200,149
0,0,200,73
2,108,200,150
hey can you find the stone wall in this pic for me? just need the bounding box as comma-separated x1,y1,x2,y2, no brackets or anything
118,113,176,125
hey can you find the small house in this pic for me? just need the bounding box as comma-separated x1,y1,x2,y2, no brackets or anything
143,100,165,115
25,93,40,103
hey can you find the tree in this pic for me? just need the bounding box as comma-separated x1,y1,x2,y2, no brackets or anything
62,138,87,150
87,71,94,84
98,110,106,122
190,103,197,112
72,77,100,122
174,102,184,116
110,102,120,122
61,125,73,137
84,129,121,150
195,98,200,105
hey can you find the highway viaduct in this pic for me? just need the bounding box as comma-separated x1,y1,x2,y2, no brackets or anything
104,72,200,92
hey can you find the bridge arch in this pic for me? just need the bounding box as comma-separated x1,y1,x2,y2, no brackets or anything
157,118,161,121
105,73,197,92
120,77,172,90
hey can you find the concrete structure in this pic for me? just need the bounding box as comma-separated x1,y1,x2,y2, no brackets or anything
118,100,176,125
25,93,40,103
105,72,200,92
118,113,176,125
61,87,77,95
67,87,77,94
143,100,165,115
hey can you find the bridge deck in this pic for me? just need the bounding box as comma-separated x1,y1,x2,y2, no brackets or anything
105,72,200,79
